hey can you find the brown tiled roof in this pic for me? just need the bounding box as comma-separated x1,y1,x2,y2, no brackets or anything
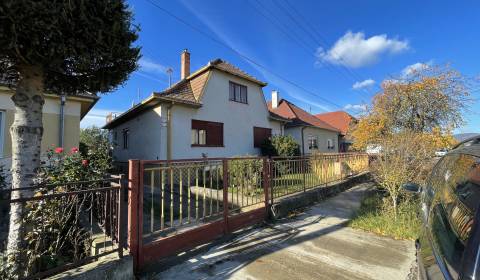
104,58,266,129
152,58,265,105
267,100,340,132
315,111,355,135
209,59,266,86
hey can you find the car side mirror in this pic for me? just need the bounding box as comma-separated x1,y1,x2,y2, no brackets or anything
402,182,421,194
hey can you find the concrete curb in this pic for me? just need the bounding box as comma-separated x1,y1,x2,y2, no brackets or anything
269,172,371,220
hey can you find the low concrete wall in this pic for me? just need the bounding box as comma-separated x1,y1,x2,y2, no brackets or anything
269,172,371,220
47,253,133,280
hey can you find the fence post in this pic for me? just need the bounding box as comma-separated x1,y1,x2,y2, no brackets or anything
222,159,229,234
118,174,127,258
128,160,142,271
263,158,270,215
302,157,306,193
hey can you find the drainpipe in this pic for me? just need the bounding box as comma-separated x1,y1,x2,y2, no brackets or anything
301,127,306,156
166,104,173,160
59,95,66,147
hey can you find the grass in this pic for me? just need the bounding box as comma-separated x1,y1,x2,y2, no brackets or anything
349,193,421,240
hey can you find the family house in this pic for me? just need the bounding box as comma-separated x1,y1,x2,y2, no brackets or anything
315,111,357,152
267,91,341,154
103,50,290,161
0,83,98,168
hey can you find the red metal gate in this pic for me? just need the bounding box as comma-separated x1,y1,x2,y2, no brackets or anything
127,157,269,270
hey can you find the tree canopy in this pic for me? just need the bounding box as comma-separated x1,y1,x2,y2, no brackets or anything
351,65,470,150
0,0,140,94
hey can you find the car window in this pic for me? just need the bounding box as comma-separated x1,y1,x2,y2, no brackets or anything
427,153,480,278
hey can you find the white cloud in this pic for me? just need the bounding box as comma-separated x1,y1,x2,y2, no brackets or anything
344,103,367,111
138,57,168,75
316,31,409,68
401,61,432,77
352,79,375,90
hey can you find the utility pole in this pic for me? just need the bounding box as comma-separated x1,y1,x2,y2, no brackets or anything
166,67,173,87
137,88,140,103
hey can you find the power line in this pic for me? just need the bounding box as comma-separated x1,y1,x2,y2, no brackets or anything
276,0,379,95
144,0,348,111
248,0,365,92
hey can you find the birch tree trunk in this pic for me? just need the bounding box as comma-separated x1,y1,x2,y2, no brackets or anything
6,65,44,277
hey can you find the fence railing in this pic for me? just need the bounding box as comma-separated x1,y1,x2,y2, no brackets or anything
0,175,126,280
137,153,369,241
270,153,369,200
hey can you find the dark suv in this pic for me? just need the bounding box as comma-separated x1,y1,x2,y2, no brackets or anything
405,136,480,279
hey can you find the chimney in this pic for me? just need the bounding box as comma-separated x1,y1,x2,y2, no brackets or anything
181,49,190,79
272,90,279,109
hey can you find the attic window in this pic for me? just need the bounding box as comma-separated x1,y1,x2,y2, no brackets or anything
229,81,247,104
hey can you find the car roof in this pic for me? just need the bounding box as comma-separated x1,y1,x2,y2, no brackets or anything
450,135,480,158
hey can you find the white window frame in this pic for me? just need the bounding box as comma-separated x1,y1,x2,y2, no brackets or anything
308,135,318,150
0,110,4,158
327,139,335,150
191,129,207,145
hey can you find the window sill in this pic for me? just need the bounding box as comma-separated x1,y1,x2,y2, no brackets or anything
191,144,224,148
229,99,248,105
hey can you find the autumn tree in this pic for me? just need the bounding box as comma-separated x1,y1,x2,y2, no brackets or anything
0,1,140,276
351,65,472,217
352,65,470,150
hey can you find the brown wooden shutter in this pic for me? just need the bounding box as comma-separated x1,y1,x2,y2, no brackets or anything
253,127,272,148
192,119,223,146
207,122,223,146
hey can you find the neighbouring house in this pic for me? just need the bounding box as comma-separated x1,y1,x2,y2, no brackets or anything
0,83,98,171
267,91,340,155
103,50,290,161
315,111,357,152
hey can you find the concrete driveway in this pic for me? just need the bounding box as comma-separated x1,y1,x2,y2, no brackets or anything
147,183,415,280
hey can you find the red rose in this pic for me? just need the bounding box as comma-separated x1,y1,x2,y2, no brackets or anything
71,147,79,153
82,159,89,166
55,147,64,154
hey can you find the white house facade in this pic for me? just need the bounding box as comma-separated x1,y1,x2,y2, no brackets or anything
104,50,289,161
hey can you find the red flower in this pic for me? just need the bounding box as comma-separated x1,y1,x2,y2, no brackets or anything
82,160,89,167
55,147,64,154
71,147,79,153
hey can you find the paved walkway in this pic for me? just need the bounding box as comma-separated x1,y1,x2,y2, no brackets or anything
148,183,415,280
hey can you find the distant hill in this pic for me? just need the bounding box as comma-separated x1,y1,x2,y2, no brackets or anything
454,133,480,142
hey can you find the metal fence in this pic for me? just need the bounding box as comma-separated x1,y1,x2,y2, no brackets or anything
270,153,369,200
0,175,126,279
139,157,269,241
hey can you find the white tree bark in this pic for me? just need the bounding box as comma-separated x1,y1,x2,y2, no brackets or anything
6,65,44,278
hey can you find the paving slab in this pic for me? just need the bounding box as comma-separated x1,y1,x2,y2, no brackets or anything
147,182,415,280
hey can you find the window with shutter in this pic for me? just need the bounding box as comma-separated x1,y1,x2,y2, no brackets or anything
192,119,224,147
253,127,272,148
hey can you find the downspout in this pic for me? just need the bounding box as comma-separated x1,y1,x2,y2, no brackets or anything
166,104,173,161
301,127,306,156
59,95,66,147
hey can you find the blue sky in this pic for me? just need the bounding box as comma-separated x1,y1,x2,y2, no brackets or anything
81,0,480,133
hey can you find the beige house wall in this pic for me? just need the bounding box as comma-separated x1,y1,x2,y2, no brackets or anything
0,88,85,159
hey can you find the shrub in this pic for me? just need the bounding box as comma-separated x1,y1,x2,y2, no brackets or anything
79,127,112,176
229,157,263,195
261,135,300,157
349,192,421,240
10,147,113,276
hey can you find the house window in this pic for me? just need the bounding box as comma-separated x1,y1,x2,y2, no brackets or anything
191,119,223,147
229,81,248,104
0,111,4,158
191,129,206,145
123,129,129,149
253,127,272,148
327,139,335,150
308,135,318,150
